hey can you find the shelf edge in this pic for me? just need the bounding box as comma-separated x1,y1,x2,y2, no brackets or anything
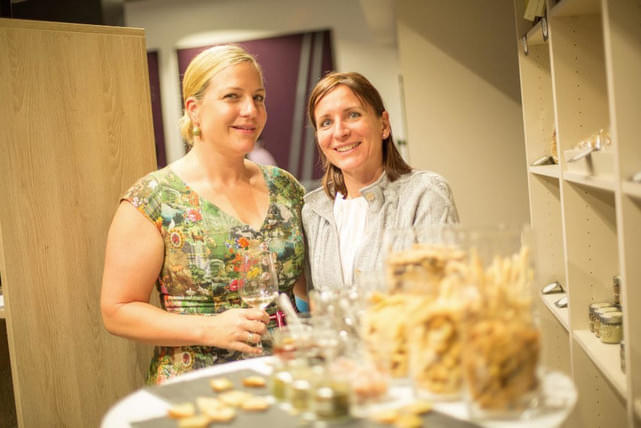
563,172,617,191
621,181,641,199
540,293,569,331
573,329,626,398
529,165,560,179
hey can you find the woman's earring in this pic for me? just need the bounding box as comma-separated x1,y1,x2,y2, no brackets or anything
193,125,201,137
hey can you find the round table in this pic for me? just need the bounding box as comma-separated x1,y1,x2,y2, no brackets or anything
101,357,576,428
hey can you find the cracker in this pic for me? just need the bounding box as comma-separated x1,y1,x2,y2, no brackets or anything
242,375,266,388
241,396,270,412
371,408,399,424
402,400,433,415
218,390,253,407
209,377,234,392
167,402,195,419
177,414,210,428
202,405,236,422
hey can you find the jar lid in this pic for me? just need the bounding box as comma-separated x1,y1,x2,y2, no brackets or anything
595,306,618,315
589,302,613,311
599,311,623,324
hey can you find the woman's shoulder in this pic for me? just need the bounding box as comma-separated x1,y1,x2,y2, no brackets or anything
394,170,454,200
260,164,305,197
125,166,173,195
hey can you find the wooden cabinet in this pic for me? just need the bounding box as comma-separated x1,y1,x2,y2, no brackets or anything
0,19,155,427
513,0,641,426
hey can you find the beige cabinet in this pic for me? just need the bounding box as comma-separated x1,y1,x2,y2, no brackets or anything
513,0,641,426
0,18,155,427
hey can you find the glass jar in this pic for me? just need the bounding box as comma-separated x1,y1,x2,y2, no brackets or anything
599,311,623,344
594,307,618,338
311,376,350,421
589,302,613,333
612,275,621,305
455,226,541,419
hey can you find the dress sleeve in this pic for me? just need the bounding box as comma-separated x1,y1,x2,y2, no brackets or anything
121,173,164,232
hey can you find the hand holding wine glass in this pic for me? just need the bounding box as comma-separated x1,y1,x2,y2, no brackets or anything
239,250,279,349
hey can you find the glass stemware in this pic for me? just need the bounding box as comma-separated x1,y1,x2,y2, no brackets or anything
239,249,279,349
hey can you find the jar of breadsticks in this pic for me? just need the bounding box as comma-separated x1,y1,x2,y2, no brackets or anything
458,226,542,420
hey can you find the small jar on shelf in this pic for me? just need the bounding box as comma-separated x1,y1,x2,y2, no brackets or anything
612,275,621,305
589,302,614,334
598,311,623,344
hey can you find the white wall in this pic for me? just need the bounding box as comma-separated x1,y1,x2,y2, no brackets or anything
396,0,530,226
124,0,404,163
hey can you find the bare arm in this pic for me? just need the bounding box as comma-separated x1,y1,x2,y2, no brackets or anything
100,201,268,354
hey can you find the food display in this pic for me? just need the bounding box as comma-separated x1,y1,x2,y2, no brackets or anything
166,375,269,426
461,245,541,413
408,303,464,396
366,243,468,397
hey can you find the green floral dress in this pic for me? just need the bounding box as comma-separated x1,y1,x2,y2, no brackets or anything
122,165,305,384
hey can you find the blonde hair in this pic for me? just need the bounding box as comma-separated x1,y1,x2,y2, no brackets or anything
178,45,263,147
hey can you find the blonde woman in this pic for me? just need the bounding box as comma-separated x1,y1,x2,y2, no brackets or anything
101,45,306,384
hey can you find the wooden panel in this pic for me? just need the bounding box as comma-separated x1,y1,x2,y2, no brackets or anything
562,183,618,330
603,2,641,424
519,44,556,163
571,338,628,428
0,18,155,427
550,15,609,155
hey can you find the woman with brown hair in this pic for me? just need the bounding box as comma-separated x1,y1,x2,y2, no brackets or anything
302,72,459,289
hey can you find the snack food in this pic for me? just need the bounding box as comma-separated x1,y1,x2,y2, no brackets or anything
385,245,465,294
401,400,433,415
242,375,266,388
462,246,540,411
167,402,196,419
371,408,399,424
241,396,270,411
218,390,253,407
177,414,211,428
195,396,223,413
209,377,233,392
202,406,236,422
408,303,463,396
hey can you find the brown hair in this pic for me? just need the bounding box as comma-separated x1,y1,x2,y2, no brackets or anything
307,71,412,198
179,45,263,147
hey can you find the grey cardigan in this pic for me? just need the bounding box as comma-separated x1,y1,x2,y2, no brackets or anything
302,170,459,290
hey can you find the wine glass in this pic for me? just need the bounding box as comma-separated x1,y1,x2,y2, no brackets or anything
239,249,279,349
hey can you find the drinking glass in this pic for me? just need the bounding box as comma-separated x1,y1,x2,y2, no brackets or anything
239,249,279,350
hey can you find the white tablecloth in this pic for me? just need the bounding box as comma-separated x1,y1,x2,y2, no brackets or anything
101,358,576,428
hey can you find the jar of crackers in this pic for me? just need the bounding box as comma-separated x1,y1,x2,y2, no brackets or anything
370,225,471,399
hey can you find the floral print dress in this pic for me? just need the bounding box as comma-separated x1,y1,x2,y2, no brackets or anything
123,165,306,384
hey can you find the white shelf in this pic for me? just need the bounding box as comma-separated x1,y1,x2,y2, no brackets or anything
550,0,601,17
622,181,641,199
529,164,560,179
540,292,569,331
573,329,626,398
563,171,617,191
